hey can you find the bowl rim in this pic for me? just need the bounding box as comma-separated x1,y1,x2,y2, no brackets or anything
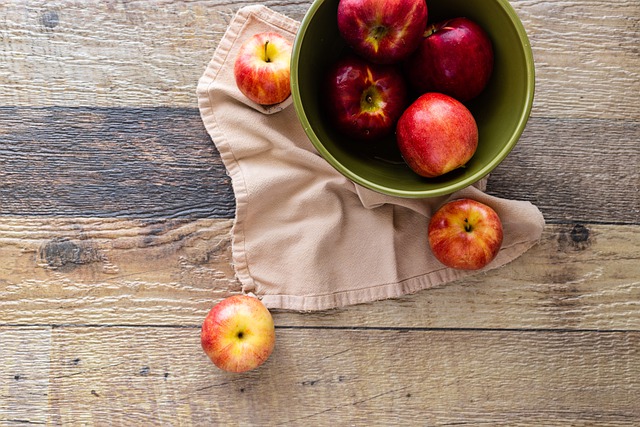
290,0,535,198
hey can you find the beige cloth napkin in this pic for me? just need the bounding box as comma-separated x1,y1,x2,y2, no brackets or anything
197,5,545,311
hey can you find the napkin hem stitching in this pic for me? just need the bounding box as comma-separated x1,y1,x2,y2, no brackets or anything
196,5,301,295
261,239,542,311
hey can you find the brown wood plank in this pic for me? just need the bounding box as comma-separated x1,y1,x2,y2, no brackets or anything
489,117,640,225
0,327,51,425
290,223,640,330
40,326,640,425
0,217,239,326
0,107,235,218
0,1,638,121
1,218,638,331
1,108,638,223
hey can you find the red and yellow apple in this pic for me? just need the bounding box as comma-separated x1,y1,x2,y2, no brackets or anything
428,199,503,270
337,0,428,64
405,17,494,102
396,92,478,177
201,295,275,373
234,32,292,105
324,55,408,141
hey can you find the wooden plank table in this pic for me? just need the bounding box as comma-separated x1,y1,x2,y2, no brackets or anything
1,0,638,425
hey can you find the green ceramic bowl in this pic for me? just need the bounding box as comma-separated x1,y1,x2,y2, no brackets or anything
291,0,534,198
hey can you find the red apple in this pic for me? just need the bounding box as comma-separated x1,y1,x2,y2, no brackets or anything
428,199,503,270
396,92,478,177
324,55,408,141
234,32,292,105
201,295,275,373
337,0,428,64
405,17,493,102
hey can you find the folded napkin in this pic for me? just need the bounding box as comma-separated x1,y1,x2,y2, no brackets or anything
196,5,545,311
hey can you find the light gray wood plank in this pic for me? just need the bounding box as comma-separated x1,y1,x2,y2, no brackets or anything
0,327,51,425
43,326,640,425
0,0,637,121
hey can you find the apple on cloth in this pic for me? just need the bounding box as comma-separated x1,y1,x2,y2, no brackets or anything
428,199,503,270
196,5,545,312
234,31,293,106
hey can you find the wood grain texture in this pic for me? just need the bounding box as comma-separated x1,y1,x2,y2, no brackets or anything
278,223,640,331
489,116,640,224
2,218,638,331
1,326,638,425
520,0,640,120
0,217,239,325
1,108,638,223
1,0,639,424
0,0,310,109
0,327,51,426
0,107,235,218
0,0,638,121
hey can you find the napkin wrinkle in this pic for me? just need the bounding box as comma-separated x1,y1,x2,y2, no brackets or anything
353,177,488,217
196,5,545,311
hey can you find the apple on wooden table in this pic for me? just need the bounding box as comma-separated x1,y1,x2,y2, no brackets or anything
405,17,494,102
234,32,293,105
337,0,428,64
324,55,408,141
396,92,478,178
428,199,504,270
201,295,276,373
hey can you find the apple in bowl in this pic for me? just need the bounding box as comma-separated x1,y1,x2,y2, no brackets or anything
337,0,428,64
201,295,275,373
396,92,478,178
234,32,293,105
428,199,503,270
324,55,408,141
405,17,494,102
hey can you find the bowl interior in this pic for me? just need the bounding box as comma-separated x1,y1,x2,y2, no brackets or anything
291,0,534,197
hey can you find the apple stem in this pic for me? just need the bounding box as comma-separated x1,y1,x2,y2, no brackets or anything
464,218,473,232
372,26,385,40
423,24,438,37
264,41,271,63
424,21,453,37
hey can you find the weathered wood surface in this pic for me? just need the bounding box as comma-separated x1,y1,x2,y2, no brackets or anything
1,0,639,425
0,107,235,218
0,0,638,121
0,108,638,223
2,326,639,425
1,219,639,331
